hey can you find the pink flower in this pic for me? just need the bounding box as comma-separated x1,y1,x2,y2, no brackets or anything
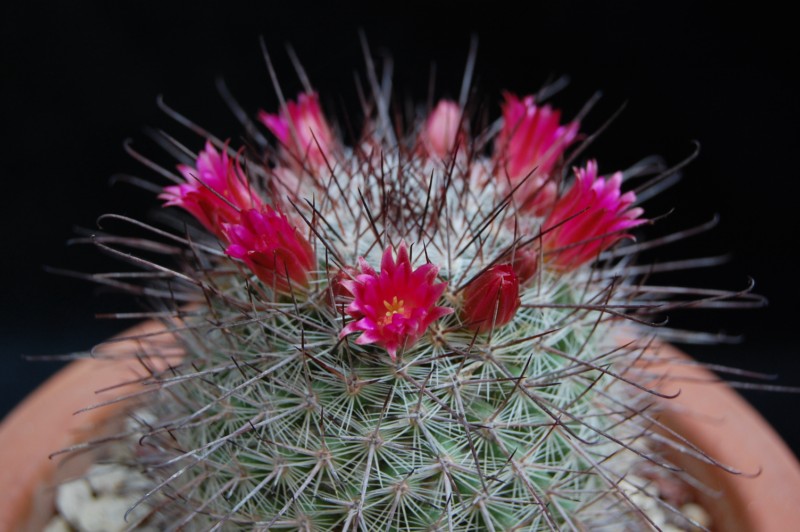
462,264,521,333
160,141,260,239
339,244,453,360
222,207,315,292
422,99,462,158
259,92,334,169
495,92,579,215
542,161,645,270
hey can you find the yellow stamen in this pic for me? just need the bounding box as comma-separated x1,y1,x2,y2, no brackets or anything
381,296,405,325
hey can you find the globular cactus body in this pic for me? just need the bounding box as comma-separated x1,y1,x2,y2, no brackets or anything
91,50,749,531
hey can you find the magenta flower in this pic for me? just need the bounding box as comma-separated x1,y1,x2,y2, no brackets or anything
542,161,645,270
222,207,315,292
339,244,453,360
160,141,260,239
422,99,462,158
462,264,521,333
495,92,579,214
259,92,334,169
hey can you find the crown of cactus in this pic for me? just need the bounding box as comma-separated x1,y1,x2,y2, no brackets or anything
75,47,764,531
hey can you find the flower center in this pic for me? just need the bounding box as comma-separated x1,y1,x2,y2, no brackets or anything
380,296,406,326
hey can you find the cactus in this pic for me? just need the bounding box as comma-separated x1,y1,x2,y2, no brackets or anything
68,44,761,530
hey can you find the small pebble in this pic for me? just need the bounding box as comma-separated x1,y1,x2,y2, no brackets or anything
75,494,147,532
43,516,72,532
630,490,666,529
52,463,154,531
681,502,712,529
55,478,93,528
87,463,152,494
621,475,667,529
86,464,127,495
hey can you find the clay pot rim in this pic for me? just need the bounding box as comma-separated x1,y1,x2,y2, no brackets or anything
647,341,800,531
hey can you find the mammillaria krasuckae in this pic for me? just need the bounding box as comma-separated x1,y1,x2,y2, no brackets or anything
65,43,764,530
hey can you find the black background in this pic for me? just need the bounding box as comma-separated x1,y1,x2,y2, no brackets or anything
3,2,799,458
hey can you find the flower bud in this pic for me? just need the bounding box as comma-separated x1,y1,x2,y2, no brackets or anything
423,99,462,158
542,161,645,270
223,207,315,293
160,141,260,239
462,264,521,333
511,247,539,284
494,92,579,215
327,266,358,308
259,92,334,170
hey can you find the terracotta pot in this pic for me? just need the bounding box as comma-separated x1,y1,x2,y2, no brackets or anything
648,342,800,531
1,328,798,530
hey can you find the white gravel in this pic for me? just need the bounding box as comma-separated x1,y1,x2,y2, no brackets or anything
47,463,153,532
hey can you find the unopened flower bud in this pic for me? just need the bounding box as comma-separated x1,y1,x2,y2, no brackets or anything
543,161,645,270
327,266,358,307
511,247,539,284
223,207,315,293
462,264,521,333
494,92,579,215
259,92,335,170
423,99,462,158
160,141,260,239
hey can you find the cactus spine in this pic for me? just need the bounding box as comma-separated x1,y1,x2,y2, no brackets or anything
74,48,756,531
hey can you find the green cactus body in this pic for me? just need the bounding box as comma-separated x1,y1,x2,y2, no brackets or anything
63,46,761,530
136,138,659,530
